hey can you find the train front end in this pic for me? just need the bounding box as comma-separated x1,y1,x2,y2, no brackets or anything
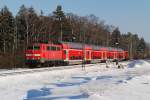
25,43,42,67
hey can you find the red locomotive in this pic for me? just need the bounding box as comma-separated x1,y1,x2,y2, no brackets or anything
25,42,128,67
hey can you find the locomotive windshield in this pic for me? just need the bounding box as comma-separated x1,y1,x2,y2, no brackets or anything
27,45,40,50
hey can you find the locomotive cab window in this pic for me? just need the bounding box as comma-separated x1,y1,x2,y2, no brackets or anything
27,45,40,50
34,46,40,50
47,46,57,51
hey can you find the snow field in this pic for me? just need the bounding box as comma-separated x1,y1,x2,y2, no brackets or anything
0,60,150,100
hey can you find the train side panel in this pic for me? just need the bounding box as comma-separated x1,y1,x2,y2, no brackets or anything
25,42,129,67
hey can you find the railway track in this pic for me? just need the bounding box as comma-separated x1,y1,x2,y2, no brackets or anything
0,60,131,77
0,63,104,77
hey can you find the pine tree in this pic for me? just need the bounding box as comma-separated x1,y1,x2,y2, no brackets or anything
52,5,72,42
137,38,146,54
111,27,121,47
0,6,15,53
16,5,27,50
16,5,39,47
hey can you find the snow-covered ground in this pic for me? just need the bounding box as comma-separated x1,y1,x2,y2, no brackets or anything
0,60,150,100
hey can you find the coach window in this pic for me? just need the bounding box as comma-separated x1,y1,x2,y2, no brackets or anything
57,47,61,51
64,50,66,54
47,46,51,50
70,56,74,60
51,46,56,51
87,51,89,55
79,56,81,59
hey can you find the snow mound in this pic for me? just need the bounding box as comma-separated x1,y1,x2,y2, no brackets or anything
88,93,111,100
128,60,150,68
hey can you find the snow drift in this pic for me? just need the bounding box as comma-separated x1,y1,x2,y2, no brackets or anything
128,60,150,68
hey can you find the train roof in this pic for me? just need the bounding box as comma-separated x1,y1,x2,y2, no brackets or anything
61,42,124,51
61,42,92,49
28,42,125,51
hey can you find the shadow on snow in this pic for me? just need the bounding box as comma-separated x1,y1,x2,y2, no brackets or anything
128,60,145,68
24,87,52,100
24,74,134,99
25,93,89,100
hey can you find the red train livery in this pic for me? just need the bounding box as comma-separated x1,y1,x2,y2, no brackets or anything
25,42,128,67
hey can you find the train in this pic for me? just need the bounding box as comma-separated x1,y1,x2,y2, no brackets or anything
25,42,129,67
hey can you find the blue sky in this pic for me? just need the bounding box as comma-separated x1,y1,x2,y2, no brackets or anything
0,0,150,42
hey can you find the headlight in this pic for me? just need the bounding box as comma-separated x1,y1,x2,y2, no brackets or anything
26,54,40,56
34,54,41,56
26,54,32,56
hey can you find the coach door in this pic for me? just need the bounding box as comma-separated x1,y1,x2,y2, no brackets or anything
123,52,125,59
66,50,69,61
103,51,106,60
89,51,92,60
63,50,69,61
86,50,91,60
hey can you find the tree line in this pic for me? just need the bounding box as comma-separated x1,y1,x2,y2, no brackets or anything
0,5,149,68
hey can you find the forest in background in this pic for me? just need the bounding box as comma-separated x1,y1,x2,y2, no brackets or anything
0,5,150,68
